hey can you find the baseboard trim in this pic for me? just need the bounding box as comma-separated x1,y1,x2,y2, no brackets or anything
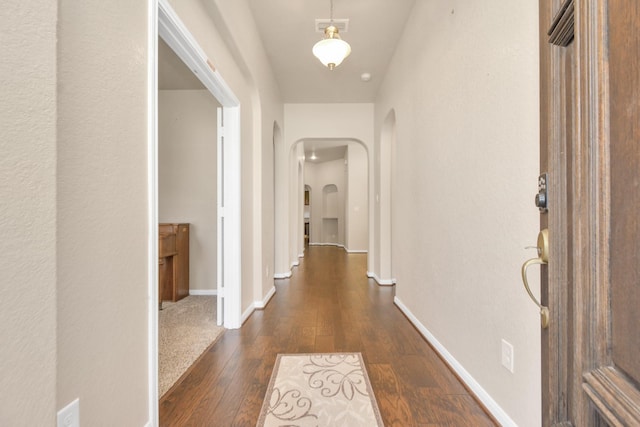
309,242,345,249
366,271,396,286
291,260,300,268
393,296,516,427
189,289,217,296
274,271,292,279
345,248,368,254
241,304,254,326
255,286,276,309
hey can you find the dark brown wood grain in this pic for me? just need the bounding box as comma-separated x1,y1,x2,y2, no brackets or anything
159,246,498,426
540,0,640,425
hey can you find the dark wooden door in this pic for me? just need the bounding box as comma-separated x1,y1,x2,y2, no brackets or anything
539,0,640,425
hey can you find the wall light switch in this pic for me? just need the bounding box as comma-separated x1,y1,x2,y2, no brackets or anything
501,339,514,373
57,398,79,427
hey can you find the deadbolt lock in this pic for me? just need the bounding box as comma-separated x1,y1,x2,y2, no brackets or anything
535,173,548,212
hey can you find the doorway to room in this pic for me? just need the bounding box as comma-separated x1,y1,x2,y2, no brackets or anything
150,0,242,423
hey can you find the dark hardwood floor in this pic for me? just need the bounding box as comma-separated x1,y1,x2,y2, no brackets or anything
159,246,497,426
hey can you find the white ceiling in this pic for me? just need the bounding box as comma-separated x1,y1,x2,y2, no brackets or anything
246,0,416,103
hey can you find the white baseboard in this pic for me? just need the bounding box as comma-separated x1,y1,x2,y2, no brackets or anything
291,260,300,268
241,303,254,325
309,242,345,249
298,253,304,258
189,289,217,296
366,271,396,286
345,248,368,253
240,286,277,326
255,286,276,309
393,297,517,427
274,271,292,279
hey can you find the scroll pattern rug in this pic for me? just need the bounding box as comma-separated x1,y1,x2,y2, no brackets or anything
257,353,384,427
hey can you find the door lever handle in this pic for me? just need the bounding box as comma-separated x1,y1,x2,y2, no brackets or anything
521,229,550,328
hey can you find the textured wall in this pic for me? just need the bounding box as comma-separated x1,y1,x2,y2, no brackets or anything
170,0,284,313
0,2,58,424
283,104,374,273
375,1,541,425
346,144,369,252
159,90,219,292
56,0,149,424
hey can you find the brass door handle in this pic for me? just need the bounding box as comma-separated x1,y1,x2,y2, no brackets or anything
521,229,550,328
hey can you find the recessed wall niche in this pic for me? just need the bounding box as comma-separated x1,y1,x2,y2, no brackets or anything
322,184,339,243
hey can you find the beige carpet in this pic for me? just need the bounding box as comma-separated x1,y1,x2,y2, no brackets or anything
159,295,224,398
257,353,384,426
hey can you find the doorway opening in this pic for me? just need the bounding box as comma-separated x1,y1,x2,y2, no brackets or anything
149,0,242,423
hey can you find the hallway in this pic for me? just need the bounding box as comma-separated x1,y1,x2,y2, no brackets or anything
159,246,497,426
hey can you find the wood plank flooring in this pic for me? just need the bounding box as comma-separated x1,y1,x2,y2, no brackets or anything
159,246,498,426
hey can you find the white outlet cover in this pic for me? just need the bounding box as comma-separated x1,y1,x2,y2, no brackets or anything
501,339,514,373
57,398,80,427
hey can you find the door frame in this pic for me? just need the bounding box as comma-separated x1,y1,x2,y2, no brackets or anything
540,0,640,425
148,0,242,424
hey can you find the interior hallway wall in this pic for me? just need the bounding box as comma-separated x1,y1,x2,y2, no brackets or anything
282,104,374,276
305,159,346,246
346,144,368,252
56,0,149,424
168,0,283,316
0,2,57,424
159,90,219,292
374,1,541,426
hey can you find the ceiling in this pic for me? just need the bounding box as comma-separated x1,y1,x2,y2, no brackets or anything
159,1,416,158
246,0,416,103
305,141,347,164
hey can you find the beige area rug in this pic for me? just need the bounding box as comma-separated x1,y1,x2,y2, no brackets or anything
159,295,224,398
257,353,384,427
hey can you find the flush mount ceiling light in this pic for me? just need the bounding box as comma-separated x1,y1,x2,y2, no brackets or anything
312,0,351,70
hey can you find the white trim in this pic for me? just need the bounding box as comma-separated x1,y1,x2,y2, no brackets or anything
393,297,517,427
241,304,255,325
291,260,300,268
366,271,395,286
309,242,345,248
147,1,159,426
221,106,242,329
158,1,238,106
189,289,218,296
345,248,368,254
298,253,304,258
254,286,276,309
274,271,292,280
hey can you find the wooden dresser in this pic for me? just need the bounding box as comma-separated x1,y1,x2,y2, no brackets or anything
159,223,189,305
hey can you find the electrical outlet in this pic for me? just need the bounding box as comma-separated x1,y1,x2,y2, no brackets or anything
501,339,514,373
57,398,79,427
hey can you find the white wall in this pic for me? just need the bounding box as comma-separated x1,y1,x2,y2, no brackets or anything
0,2,57,424
305,159,346,246
374,1,540,426
56,0,149,424
346,144,368,252
169,0,283,315
159,90,219,292
281,104,374,275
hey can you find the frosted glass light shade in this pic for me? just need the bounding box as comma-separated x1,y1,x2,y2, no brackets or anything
312,26,351,70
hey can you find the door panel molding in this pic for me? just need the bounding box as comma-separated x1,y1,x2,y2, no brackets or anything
584,367,640,425
541,0,640,425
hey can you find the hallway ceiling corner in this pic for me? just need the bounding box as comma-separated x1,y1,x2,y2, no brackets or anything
246,0,416,103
